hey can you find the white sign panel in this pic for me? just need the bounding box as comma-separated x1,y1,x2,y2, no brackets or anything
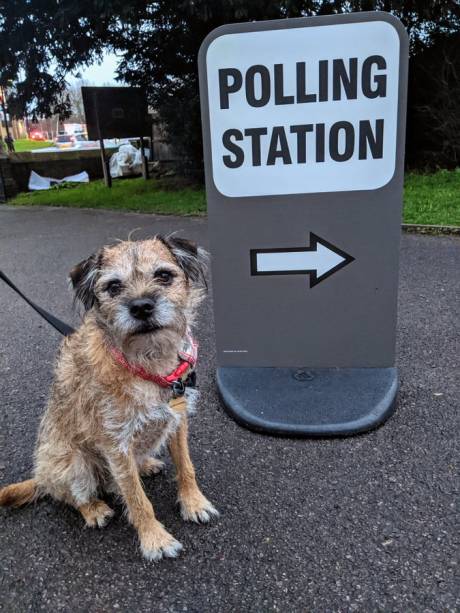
206,21,400,197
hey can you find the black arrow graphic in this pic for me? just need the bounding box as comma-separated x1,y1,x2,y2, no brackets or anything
250,233,355,288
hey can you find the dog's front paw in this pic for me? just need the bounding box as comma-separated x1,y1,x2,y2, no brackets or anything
140,524,183,562
139,457,165,477
179,490,219,524
79,500,114,528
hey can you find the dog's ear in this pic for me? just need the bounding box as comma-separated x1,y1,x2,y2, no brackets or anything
69,251,101,310
161,236,208,288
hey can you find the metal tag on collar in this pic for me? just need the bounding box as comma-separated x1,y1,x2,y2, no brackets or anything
171,379,186,398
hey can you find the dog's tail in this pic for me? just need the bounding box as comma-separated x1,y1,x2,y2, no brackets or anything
0,479,37,508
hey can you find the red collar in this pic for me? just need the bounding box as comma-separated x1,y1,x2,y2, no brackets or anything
109,333,198,390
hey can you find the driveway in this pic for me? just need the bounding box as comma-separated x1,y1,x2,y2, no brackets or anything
0,205,458,612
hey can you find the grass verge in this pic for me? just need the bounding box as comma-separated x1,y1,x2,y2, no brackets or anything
8,169,460,225
12,139,54,152
403,170,459,226
10,177,206,215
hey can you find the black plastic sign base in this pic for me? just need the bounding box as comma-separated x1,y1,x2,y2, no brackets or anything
217,367,398,437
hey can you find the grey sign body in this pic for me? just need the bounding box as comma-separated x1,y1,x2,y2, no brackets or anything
199,12,409,435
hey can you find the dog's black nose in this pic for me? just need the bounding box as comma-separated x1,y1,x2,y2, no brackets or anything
129,298,155,320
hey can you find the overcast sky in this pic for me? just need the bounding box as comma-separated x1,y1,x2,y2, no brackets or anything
68,52,120,85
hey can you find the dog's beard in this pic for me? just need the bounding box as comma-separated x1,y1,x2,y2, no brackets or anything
132,323,160,335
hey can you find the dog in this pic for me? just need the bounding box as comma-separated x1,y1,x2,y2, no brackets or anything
0,235,218,561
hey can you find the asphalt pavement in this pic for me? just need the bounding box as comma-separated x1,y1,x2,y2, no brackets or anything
0,205,458,612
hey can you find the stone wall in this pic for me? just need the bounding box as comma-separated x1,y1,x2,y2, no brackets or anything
1,138,186,199
8,149,110,194
0,154,19,200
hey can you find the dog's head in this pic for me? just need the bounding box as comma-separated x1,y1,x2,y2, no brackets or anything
69,236,207,343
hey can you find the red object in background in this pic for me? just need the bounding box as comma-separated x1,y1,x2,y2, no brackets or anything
29,130,45,141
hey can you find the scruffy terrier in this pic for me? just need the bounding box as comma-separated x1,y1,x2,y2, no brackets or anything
0,236,218,561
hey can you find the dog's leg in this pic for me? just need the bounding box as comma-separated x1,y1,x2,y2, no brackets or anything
107,449,182,561
168,415,219,523
78,499,114,528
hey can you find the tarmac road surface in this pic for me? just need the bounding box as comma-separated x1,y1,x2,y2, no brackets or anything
0,205,458,612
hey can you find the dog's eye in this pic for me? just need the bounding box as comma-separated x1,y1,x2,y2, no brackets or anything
154,269,175,284
105,280,123,297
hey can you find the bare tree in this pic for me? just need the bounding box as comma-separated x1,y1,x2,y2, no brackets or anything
66,80,91,123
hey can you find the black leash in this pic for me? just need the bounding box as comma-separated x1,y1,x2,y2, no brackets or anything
0,270,75,337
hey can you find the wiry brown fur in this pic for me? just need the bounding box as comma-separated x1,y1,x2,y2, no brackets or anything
0,237,218,561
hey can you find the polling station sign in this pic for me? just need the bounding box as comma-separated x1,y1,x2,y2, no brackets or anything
199,13,408,436
206,19,400,197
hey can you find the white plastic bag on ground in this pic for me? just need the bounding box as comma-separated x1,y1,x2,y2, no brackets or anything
109,144,143,178
28,170,89,191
